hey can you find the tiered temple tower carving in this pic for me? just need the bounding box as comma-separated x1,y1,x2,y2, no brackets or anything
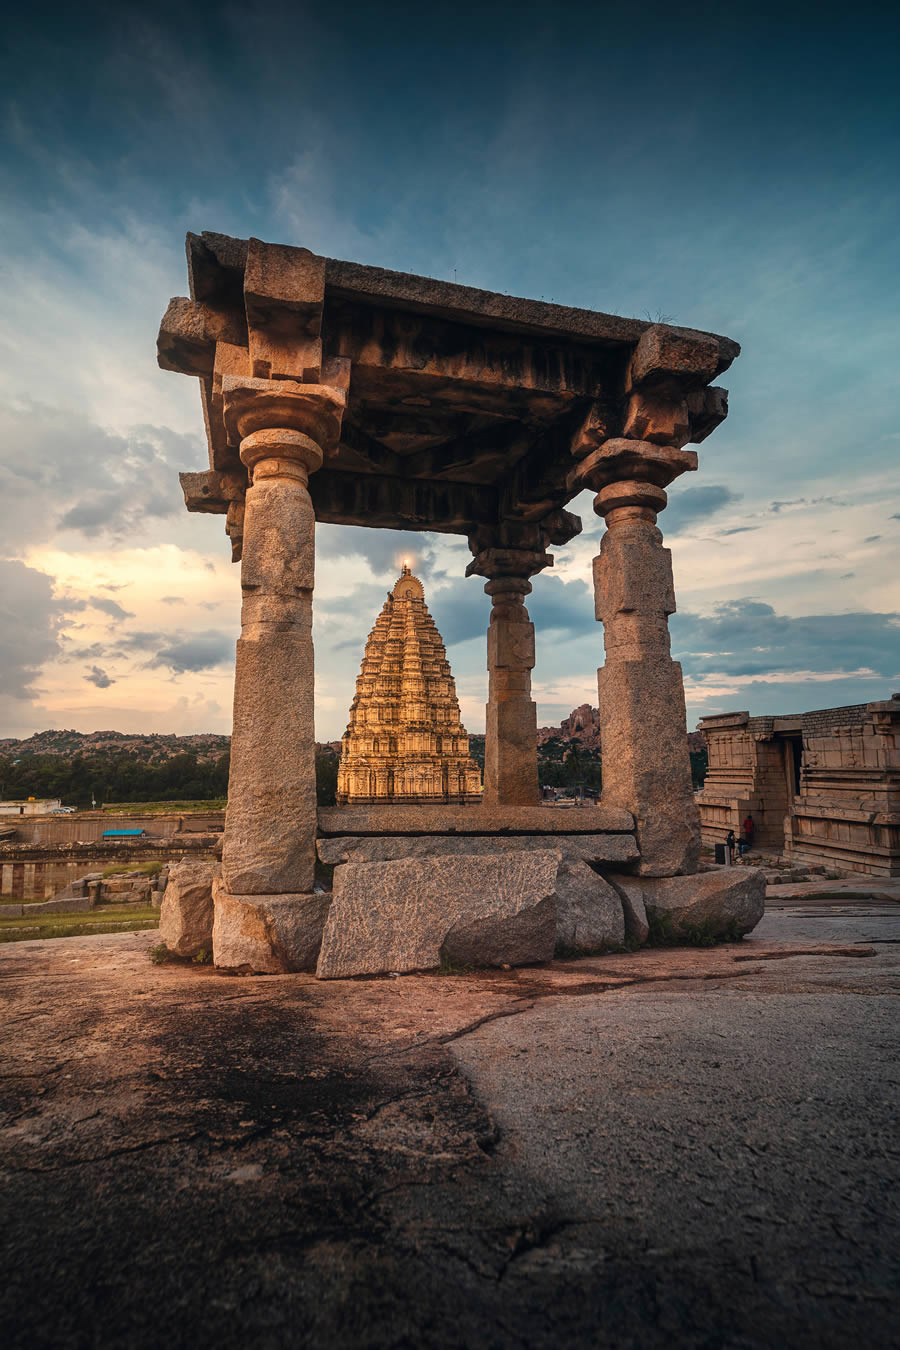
337,566,482,804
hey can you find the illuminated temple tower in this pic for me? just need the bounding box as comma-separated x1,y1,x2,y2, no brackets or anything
337,565,483,805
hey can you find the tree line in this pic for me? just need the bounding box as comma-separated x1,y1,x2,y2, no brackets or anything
0,751,231,808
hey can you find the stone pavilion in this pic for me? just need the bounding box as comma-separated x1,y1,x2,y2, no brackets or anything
337,564,482,805
157,231,764,974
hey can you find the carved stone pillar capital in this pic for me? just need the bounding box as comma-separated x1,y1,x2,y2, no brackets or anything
222,374,347,456
569,438,697,501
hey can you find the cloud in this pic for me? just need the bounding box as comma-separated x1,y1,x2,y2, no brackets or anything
664,485,741,536
84,665,114,688
719,526,760,536
0,560,65,700
0,400,203,551
672,600,900,681
160,595,185,605
147,631,235,673
428,573,595,648
89,594,135,620
864,535,881,543
317,525,444,581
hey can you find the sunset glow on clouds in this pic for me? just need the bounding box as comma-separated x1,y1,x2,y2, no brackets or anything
1,1,898,740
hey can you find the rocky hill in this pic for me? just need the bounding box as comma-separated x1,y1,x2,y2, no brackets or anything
0,729,233,761
536,705,706,756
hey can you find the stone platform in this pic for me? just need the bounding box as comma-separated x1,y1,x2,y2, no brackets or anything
2,895,898,1349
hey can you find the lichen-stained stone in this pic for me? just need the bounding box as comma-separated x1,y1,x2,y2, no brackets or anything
316,833,638,868
158,861,217,957
609,868,766,940
212,876,331,973
316,851,560,978
554,861,625,951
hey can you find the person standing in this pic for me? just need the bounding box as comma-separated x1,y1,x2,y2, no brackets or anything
725,828,736,865
743,814,755,851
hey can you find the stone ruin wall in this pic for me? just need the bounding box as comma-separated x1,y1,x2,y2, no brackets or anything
697,697,900,876
0,812,223,900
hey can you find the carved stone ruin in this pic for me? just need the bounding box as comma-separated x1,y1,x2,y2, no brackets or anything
697,697,900,876
337,564,482,805
158,231,753,973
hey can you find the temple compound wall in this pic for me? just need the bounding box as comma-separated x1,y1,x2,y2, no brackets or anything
156,230,762,974
696,696,900,876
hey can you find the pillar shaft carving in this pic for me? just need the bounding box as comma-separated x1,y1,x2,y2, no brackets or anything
220,378,345,896
578,440,701,875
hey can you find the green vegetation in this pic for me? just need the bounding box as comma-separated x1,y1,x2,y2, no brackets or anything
690,747,708,790
150,942,172,964
0,908,160,943
537,737,603,792
646,910,744,947
0,748,230,810
102,799,227,814
437,956,477,975
315,749,339,806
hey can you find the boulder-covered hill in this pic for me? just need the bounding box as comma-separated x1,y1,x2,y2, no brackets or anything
0,729,232,762
536,704,706,756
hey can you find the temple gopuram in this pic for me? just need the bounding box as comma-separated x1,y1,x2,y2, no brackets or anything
337,565,482,805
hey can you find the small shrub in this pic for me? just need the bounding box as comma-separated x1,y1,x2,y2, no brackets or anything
437,956,476,975
192,948,212,965
149,943,171,965
647,911,744,948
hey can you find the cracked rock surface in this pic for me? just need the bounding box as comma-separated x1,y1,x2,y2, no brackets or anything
1,894,898,1348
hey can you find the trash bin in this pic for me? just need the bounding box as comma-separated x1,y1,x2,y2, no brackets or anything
714,842,726,865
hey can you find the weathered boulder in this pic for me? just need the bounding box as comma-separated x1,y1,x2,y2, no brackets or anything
316,851,559,979
212,877,331,973
316,832,639,868
606,873,650,945
158,861,217,957
555,861,625,952
608,868,765,941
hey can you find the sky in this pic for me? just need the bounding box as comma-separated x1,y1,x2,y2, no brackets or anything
1,0,898,742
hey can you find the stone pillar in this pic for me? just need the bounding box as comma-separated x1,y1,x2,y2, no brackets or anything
574,440,701,874
467,536,552,807
221,376,345,895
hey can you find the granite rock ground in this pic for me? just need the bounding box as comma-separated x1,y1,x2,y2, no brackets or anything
1,891,898,1348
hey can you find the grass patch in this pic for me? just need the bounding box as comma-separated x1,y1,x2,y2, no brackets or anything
0,907,159,943
100,861,163,879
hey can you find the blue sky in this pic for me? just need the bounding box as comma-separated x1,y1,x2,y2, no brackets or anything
1,0,898,739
